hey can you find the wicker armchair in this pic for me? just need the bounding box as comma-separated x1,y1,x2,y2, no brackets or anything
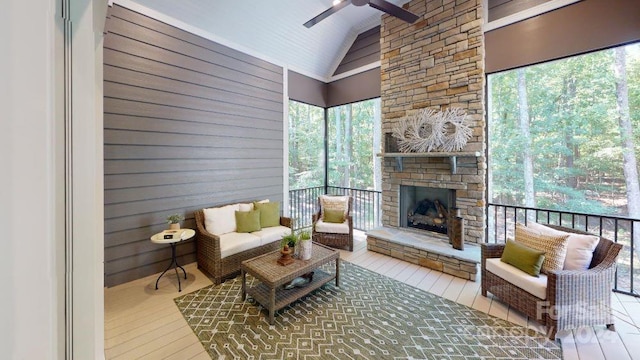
312,196,353,251
195,206,292,284
481,225,623,340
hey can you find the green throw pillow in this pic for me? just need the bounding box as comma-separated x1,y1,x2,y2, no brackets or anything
323,209,345,223
500,239,546,277
253,201,280,228
235,210,261,233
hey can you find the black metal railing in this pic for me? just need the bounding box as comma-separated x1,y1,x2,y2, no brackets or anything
289,186,382,232
488,203,639,298
289,186,325,230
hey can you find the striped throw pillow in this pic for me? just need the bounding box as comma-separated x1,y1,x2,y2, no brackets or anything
515,223,570,274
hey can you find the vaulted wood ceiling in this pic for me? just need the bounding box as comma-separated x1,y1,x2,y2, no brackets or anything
125,0,411,81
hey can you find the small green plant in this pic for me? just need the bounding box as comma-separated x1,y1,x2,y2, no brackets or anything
281,233,298,248
166,213,184,224
298,230,311,241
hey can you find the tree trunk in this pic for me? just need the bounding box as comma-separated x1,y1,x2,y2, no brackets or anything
373,99,382,192
517,69,536,208
614,46,640,273
562,77,578,189
614,47,640,219
334,107,342,187
343,104,352,187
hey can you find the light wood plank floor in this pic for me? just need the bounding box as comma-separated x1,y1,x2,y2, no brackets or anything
105,233,640,359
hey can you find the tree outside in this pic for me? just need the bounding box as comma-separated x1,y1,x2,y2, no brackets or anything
327,98,382,191
288,101,325,190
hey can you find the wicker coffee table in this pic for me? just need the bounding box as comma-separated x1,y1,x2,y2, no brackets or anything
240,242,340,324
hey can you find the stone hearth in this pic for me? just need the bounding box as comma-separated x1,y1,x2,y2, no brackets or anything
367,227,479,281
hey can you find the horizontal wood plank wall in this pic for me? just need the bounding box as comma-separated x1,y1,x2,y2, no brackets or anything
333,26,380,76
103,5,284,287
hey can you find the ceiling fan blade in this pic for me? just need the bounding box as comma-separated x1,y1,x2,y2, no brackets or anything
304,0,352,28
368,0,420,24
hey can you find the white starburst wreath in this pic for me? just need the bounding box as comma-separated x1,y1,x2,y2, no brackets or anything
391,107,471,153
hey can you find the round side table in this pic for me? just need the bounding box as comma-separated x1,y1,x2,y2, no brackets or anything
150,228,195,292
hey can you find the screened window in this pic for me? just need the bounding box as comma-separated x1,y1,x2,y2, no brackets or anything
288,101,325,190
327,98,382,191
488,42,640,218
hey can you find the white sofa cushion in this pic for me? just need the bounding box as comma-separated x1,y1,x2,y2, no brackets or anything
486,258,548,300
252,225,292,245
203,204,240,235
315,219,350,234
238,203,253,211
526,222,599,270
219,232,261,258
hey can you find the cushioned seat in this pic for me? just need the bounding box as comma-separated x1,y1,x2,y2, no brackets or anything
485,258,548,299
314,219,350,234
219,232,261,258
251,225,292,245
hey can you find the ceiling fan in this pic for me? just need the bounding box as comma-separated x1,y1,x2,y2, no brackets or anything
304,0,420,28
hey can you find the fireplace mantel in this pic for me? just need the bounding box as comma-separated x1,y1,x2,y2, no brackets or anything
378,151,481,173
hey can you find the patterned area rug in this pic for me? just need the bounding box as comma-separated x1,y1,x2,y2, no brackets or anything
175,261,562,359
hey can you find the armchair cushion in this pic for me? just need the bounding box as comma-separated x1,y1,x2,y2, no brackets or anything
526,222,599,270
323,209,345,223
486,258,548,299
515,223,569,273
315,219,350,234
320,195,349,218
203,204,240,235
500,240,546,276
219,232,261,258
252,225,292,245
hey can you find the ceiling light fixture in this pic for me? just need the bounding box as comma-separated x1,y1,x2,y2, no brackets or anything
333,0,341,5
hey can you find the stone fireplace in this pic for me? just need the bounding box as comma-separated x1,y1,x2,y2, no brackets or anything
379,0,486,245
366,0,485,281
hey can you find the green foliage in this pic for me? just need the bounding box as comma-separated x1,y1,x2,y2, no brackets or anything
298,230,311,241
288,101,325,190
289,98,382,192
327,99,381,189
281,233,298,248
166,213,184,224
489,43,640,216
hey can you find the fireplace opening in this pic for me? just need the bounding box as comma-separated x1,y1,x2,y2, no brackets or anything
400,185,455,235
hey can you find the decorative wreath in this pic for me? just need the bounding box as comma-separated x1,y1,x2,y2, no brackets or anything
392,107,471,153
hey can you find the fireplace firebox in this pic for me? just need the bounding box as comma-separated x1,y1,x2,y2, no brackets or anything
400,185,455,235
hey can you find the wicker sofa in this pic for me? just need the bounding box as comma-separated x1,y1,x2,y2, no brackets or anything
195,201,292,284
481,224,622,339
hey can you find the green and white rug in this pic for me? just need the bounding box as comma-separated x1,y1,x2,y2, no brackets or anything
175,261,562,359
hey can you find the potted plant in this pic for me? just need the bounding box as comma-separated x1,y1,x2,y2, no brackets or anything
298,230,313,260
166,213,184,230
281,233,298,249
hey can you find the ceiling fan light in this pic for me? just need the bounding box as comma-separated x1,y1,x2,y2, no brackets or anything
332,0,341,6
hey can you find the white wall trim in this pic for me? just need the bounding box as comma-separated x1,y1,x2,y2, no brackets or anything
328,61,381,82
282,67,290,216
484,0,582,32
